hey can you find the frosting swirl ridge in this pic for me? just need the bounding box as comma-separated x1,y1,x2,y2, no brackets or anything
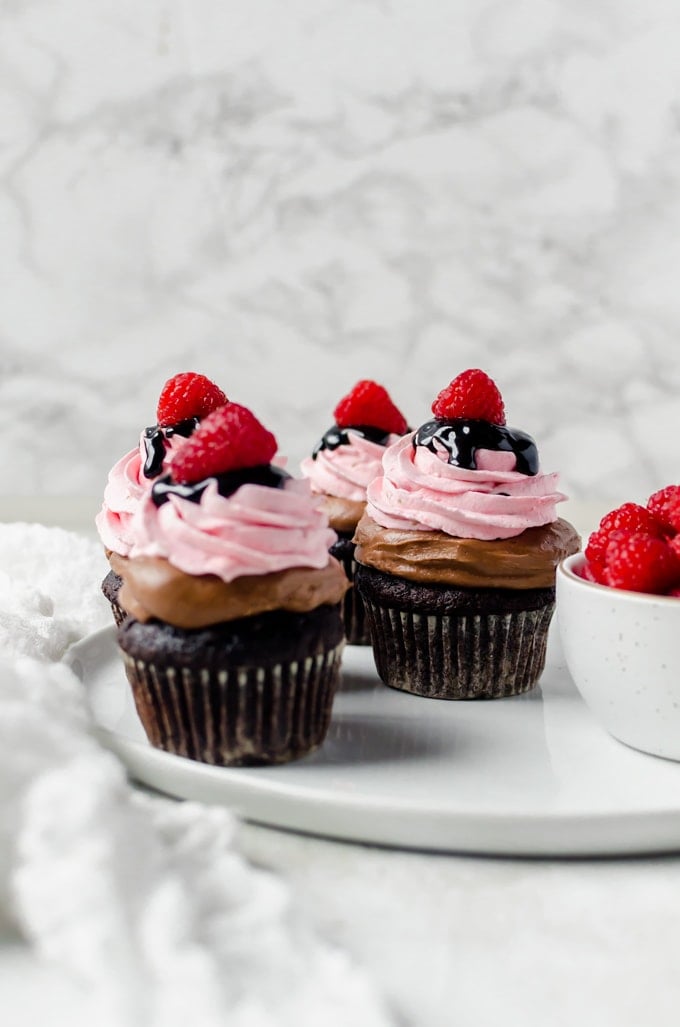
301,431,400,502
366,434,566,541
128,477,338,582
95,434,188,556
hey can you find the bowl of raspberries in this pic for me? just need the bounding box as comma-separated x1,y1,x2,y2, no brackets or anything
557,485,680,761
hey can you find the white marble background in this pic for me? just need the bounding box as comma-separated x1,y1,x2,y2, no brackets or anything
1,0,680,502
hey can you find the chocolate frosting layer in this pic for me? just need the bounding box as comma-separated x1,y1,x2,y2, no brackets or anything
108,551,349,629
353,515,580,590
319,495,366,534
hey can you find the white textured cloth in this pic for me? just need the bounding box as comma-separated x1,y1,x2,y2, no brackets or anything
0,523,393,1027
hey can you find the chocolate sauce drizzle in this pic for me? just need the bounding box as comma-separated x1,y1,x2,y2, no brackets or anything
413,418,539,476
312,424,393,459
142,418,200,479
151,463,291,507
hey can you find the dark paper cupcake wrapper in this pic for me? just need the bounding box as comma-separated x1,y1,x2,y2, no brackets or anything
334,549,371,646
362,599,555,699
121,642,344,765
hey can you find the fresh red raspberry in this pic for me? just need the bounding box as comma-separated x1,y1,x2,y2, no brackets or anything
333,380,408,435
156,372,228,427
668,534,680,560
646,485,680,535
584,527,627,583
584,504,666,582
577,558,605,584
598,502,665,539
431,368,505,424
603,532,680,594
583,540,605,578
169,403,277,484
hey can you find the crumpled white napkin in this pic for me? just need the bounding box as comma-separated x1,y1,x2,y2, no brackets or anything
0,523,393,1027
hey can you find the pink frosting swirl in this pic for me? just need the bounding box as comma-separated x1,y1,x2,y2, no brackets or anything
366,434,566,541
300,431,401,501
95,434,187,555
127,477,337,582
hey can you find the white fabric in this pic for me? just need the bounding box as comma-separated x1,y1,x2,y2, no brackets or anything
0,523,393,1027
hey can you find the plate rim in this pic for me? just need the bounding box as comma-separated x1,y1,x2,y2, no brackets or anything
67,626,680,858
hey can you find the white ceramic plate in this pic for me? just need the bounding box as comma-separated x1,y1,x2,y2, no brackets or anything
67,623,680,857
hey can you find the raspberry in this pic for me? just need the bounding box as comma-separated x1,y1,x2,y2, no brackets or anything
584,527,631,583
598,502,665,538
156,372,228,427
647,485,680,535
582,532,609,583
603,532,680,594
584,504,666,583
431,369,505,424
169,403,277,484
668,534,680,560
333,380,408,435
580,561,605,584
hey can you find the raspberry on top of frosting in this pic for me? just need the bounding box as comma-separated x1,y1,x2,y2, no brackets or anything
156,372,227,427
432,368,505,424
365,369,567,542
96,371,229,555
333,379,408,436
127,402,338,582
301,379,408,502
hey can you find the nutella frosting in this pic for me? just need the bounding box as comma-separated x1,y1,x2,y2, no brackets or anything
318,495,366,535
354,514,580,590
110,551,349,629
301,429,401,534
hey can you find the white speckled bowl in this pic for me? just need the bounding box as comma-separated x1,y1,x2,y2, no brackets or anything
557,553,680,761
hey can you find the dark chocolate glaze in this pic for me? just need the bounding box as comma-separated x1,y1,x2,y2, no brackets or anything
413,418,539,476
143,418,200,479
151,463,292,507
313,424,393,459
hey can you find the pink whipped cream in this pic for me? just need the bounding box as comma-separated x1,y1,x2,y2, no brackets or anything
300,431,401,501
126,477,337,582
366,434,566,541
95,434,188,556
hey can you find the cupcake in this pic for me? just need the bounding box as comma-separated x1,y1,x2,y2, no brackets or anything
300,380,408,644
353,369,580,700
109,401,349,766
95,372,227,624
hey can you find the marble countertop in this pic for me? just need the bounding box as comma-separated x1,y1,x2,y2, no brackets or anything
2,0,680,504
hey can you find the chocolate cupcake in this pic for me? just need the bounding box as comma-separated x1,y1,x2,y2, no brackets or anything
109,400,348,765
353,369,580,699
300,380,408,644
95,372,228,625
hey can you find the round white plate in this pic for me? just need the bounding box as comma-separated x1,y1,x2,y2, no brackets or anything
67,624,680,857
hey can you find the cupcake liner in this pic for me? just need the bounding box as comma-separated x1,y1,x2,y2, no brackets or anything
361,594,555,700
330,535,371,646
121,641,344,765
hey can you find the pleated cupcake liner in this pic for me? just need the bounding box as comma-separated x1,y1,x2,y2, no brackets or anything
333,545,371,646
361,599,555,700
121,642,344,766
